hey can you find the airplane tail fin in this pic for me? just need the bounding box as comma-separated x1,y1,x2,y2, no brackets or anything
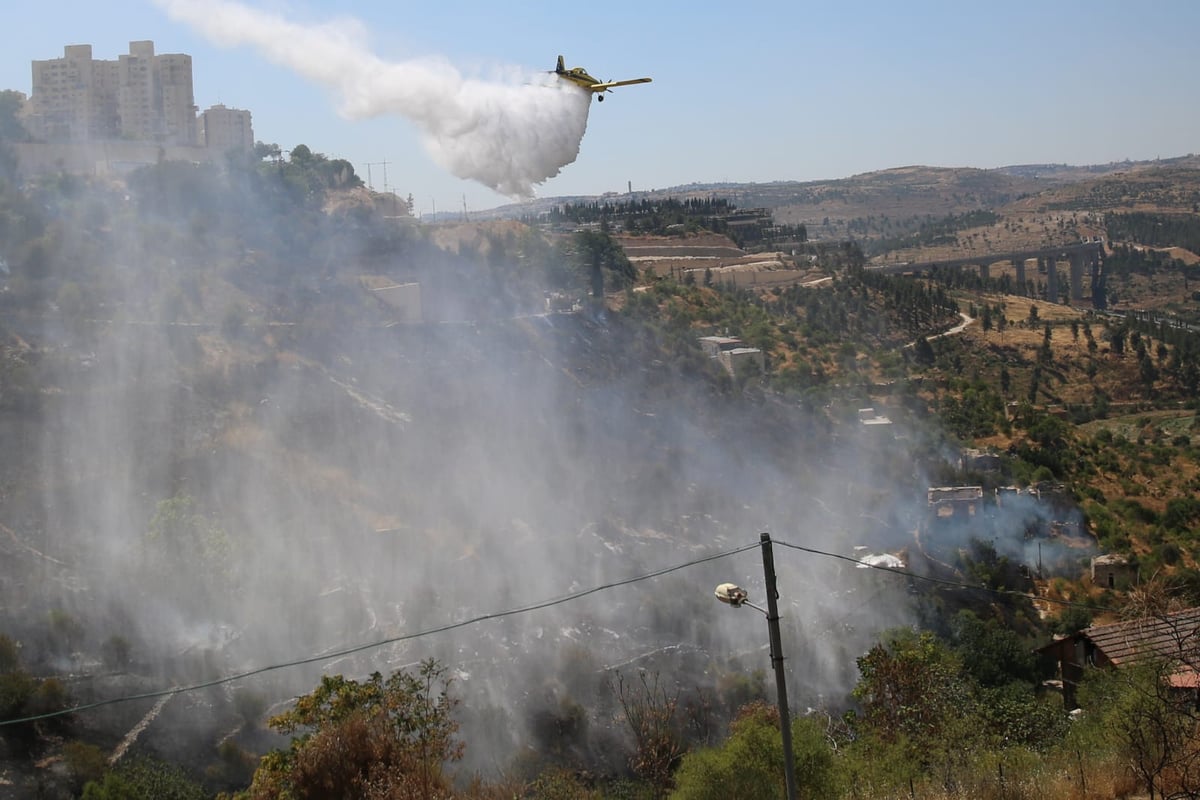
556,55,565,74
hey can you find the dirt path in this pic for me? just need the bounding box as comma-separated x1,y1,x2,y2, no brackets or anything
0,521,68,567
109,693,175,765
930,312,975,340
903,312,975,349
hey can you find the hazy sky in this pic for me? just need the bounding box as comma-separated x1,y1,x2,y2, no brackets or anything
4,0,1198,212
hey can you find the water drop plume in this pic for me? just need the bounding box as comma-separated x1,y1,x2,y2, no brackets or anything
155,0,593,197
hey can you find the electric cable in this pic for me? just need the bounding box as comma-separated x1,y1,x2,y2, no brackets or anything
773,537,1119,614
0,540,763,726
0,533,1123,727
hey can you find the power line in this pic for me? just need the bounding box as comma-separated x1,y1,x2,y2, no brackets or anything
1,534,1119,728
773,537,1118,614
0,541,763,727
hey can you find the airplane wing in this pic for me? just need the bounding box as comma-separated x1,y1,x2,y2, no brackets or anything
591,78,653,90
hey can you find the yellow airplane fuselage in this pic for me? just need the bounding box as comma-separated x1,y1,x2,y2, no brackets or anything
554,55,651,101
559,67,604,91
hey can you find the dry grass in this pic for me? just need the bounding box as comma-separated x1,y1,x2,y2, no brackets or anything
853,759,1141,800
950,290,1162,407
1144,245,1200,266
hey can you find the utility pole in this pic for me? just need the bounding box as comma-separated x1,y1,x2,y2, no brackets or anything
365,160,390,193
720,538,798,798
760,532,798,800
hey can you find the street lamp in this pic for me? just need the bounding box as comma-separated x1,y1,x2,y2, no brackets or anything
714,532,797,800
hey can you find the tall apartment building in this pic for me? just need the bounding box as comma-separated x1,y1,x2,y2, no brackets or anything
200,104,254,153
26,41,199,146
27,45,115,141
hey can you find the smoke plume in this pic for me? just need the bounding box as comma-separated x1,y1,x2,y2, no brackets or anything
155,0,593,197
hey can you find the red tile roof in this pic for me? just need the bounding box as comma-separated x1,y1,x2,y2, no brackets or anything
1083,607,1200,667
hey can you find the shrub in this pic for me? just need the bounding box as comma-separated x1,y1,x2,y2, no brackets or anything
63,741,108,792
0,634,18,672
101,635,132,671
671,703,835,800
81,757,207,800
1159,541,1183,566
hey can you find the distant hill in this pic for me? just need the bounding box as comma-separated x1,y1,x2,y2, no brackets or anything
474,155,1200,242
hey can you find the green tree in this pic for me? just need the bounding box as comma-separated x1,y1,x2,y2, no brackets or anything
1111,326,1127,356
913,336,935,364
0,634,17,672
146,494,234,603
0,666,35,721
572,230,635,299
47,607,83,658
524,767,601,799
101,635,133,671
82,757,207,800
1049,606,1093,635
950,610,1039,690
670,702,834,800
854,630,969,745
0,634,70,754
254,141,282,161
243,660,462,800
63,741,109,794
1026,410,1070,450
1077,658,1200,799
289,143,314,166
1163,498,1200,533
852,629,984,785
0,90,30,142
1140,351,1158,390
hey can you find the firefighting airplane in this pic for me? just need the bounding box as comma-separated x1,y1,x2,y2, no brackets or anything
553,55,652,101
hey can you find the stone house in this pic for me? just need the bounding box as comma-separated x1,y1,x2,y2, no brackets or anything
927,486,983,524
698,335,763,378
1040,606,1200,708
1090,553,1137,589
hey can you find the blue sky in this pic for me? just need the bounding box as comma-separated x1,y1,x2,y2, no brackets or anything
4,1,1198,213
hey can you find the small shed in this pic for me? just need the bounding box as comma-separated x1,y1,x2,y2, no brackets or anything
698,335,742,358
720,346,764,377
1091,554,1138,589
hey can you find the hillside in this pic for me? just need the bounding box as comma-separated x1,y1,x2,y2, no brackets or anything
4,147,1200,798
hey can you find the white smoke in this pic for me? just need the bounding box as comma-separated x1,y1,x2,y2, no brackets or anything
155,0,593,197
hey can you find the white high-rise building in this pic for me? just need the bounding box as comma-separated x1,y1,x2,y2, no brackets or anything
200,104,254,153
27,41,200,145
28,45,115,141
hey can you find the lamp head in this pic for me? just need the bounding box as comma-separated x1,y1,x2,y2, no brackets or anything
714,583,749,607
